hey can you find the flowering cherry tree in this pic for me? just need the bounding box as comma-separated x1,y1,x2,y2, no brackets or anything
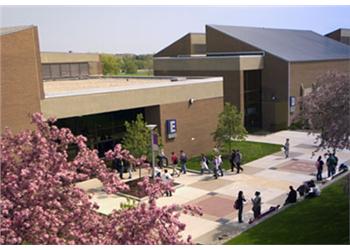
1,113,202,244
298,71,350,151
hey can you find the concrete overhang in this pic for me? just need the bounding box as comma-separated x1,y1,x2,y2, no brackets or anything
40,77,223,119
154,55,264,72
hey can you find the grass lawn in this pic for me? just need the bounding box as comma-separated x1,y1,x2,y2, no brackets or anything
186,141,282,172
225,176,350,245
116,71,153,77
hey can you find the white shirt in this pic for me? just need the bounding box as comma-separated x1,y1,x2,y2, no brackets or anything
162,172,172,182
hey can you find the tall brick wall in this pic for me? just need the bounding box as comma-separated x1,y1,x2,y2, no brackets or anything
159,97,224,158
289,59,350,124
0,26,43,133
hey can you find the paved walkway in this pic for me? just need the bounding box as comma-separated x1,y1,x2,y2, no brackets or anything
76,130,350,244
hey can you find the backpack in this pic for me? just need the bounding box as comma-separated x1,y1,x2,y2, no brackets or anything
233,199,240,210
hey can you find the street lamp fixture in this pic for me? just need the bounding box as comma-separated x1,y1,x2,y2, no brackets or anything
146,124,157,178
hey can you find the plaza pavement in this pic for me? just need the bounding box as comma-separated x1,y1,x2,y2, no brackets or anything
75,130,350,244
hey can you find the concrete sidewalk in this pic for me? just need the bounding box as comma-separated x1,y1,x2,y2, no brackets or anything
76,130,350,244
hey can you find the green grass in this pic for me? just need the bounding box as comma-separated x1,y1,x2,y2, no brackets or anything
186,141,282,172
116,71,153,77
225,177,350,245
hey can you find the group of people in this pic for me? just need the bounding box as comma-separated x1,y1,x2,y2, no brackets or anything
284,180,321,206
234,191,262,223
199,153,224,178
314,152,341,181
234,179,323,224
169,150,188,176
198,149,244,178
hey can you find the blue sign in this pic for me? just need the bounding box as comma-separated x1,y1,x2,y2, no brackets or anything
166,119,177,139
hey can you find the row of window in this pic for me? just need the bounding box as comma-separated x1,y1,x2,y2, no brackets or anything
42,62,89,80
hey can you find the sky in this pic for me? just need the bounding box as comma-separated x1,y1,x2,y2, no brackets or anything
1,5,350,54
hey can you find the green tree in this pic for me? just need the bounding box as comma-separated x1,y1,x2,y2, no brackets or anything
101,54,121,75
122,57,138,74
212,103,248,154
122,114,151,158
122,114,162,159
122,114,162,178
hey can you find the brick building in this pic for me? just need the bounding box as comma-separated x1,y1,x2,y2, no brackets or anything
154,25,350,131
0,25,223,157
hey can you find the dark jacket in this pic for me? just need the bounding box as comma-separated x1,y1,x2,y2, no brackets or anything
286,189,297,204
237,195,246,209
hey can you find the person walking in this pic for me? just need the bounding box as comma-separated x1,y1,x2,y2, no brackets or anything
179,150,187,174
315,155,324,181
161,169,173,197
235,191,246,223
230,150,237,172
251,191,262,219
124,160,132,179
213,155,220,179
116,158,125,179
235,150,244,173
171,152,180,177
284,186,297,205
284,138,290,158
200,153,211,174
218,154,224,176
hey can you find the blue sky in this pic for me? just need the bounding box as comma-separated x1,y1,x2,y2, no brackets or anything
1,6,349,54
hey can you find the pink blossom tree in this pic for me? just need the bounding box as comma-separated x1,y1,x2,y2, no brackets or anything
1,113,202,244
297,71,350,151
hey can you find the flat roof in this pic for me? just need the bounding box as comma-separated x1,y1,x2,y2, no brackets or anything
41,51,101,63
44,77,220,98
41,76,223,119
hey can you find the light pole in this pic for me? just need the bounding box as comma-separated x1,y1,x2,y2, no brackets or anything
146,124,157,179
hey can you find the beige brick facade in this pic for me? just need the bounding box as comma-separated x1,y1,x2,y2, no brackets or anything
0,26,43,133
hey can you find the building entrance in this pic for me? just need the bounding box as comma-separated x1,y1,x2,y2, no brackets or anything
244,70,262,130
55,108,145,157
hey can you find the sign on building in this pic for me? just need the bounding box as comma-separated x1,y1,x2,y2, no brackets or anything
290,96,296,112
166,119,177,139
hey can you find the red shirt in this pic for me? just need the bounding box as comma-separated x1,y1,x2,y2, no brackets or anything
171,155,178,164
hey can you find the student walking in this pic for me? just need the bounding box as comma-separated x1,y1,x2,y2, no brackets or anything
200,153,211,174
230,150,237,172
284,138,290,158
235,150,244,173
161,169,173,197
171,152,180,177
218,154,224,176
125,160,132,179
234,191,246,223
251,191,262,219
213,155,220,179
315,155,324,181
180,150,187,174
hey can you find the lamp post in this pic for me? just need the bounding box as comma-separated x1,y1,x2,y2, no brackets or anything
146,124,157,179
